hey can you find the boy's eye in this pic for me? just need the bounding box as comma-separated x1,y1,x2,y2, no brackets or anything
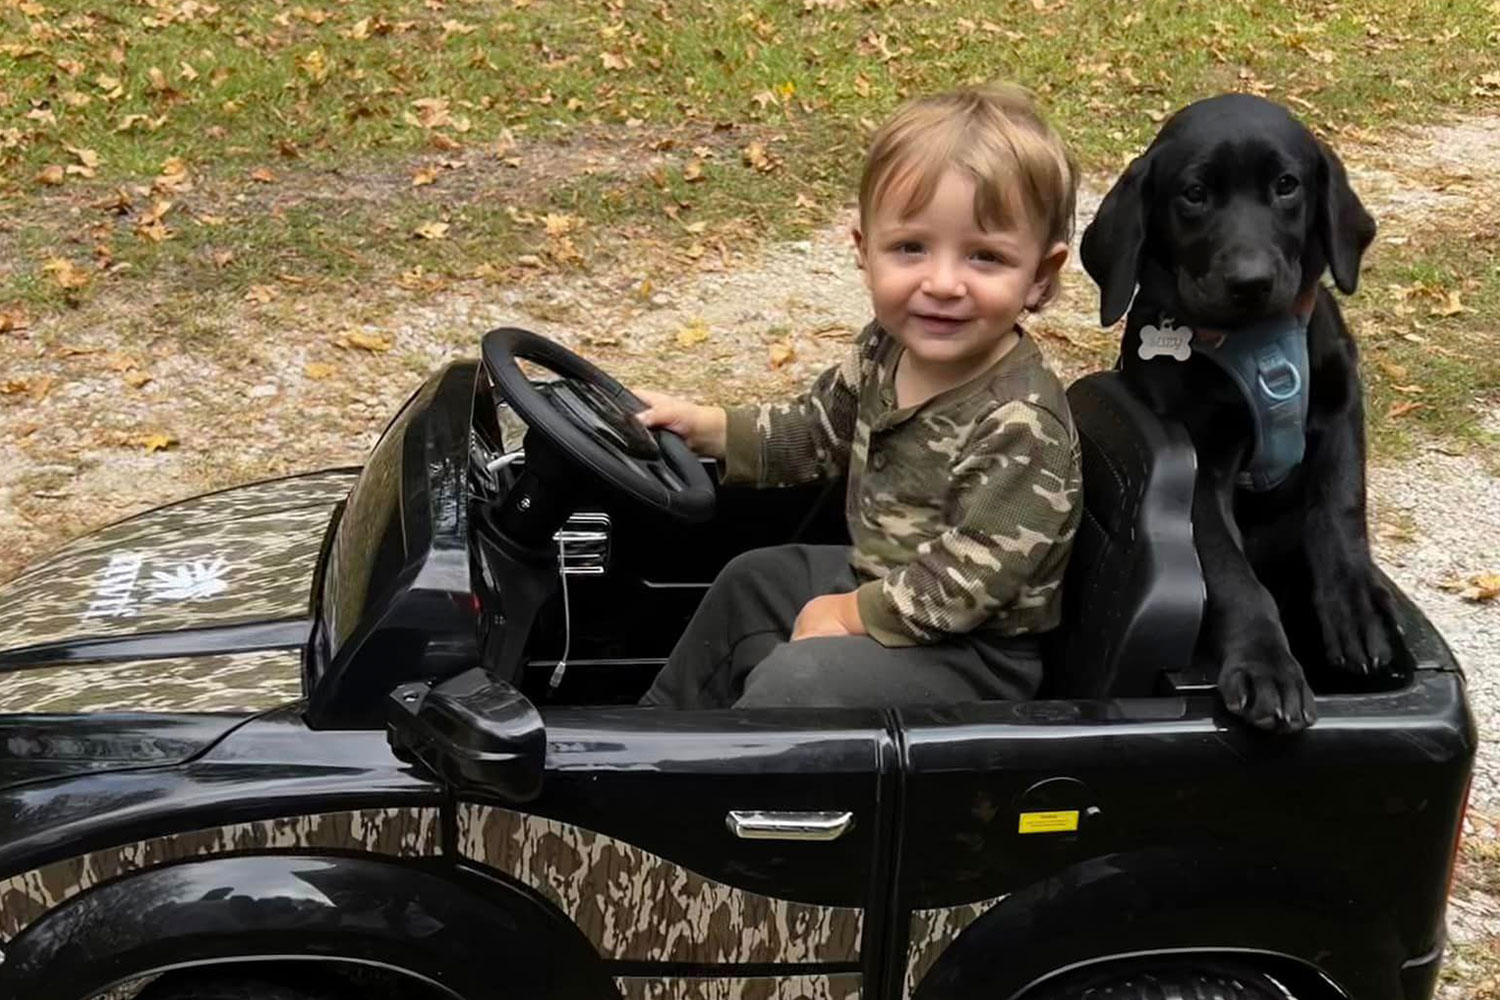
971,249,1004,264
893,241,923,254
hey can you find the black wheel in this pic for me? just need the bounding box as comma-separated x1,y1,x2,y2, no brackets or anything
135,976,341,1000
1027,963,1294,1000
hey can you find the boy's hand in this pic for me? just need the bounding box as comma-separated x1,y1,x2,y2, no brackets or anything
634,389,728,460
791,592,867,641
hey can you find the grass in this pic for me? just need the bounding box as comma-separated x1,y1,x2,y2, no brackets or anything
1350,204,1500,459
2,0,1499,456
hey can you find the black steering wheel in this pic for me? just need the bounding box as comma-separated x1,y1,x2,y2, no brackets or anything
480,327,715,526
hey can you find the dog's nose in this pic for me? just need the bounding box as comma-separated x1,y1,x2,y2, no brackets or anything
1226,263,1275,309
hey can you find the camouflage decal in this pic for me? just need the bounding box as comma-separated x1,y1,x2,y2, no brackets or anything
614,976,862,1000
723,323,1081,645
902,896,1006,998
0,471,354,653
0,648,303,714
458,804,863,963
0,806,439,942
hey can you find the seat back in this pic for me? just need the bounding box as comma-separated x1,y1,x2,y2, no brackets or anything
1043,372,1205,698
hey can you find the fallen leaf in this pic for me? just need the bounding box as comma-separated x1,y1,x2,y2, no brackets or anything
1439,572,1500,603
65,145,100,169
298,49,329,84
683,159,705,182
213,250,235,268
1386,400,1425,418
742,141,777,173
769,341,795,369
249,167,277,183
35,164,65,186
124,371,153,388
139,432,177,453
246,284,278,304
544,213,577,236
411,166,439,187
0,308,28,333
1432,290,1468,318
676,320,710,348
413,221,450,240
337,330,392,352
305,361,337,379
42,257,90,291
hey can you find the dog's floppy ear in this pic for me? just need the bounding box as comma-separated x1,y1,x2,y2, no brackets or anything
1081,152,1153,326
1317,140,1376,294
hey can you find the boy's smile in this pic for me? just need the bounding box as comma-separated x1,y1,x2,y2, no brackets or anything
854,169,1067,386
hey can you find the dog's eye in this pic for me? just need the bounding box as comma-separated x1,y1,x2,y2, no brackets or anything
1181,183,1207,205
1275,174,1301,196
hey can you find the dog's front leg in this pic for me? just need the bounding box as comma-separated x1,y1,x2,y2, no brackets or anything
1195,450,1318,731
1302,301,1400,676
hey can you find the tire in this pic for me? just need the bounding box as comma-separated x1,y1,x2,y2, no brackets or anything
135,976,341,1000
1027,963,1294,1000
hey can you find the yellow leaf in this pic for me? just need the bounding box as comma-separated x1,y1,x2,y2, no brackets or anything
544,213,577,236
413,221,450,240
147,66,168,92
337,330,392,352
1432,290,1467,318
124,370,153,388
742,141,777,173
769,341,796,369
42,257,90,291
179,61,198,82
34,164,64,186
298,49,329,83
250,167,277,183
213,250,235,268
1462,574,1500,603
600,51,629,71
246,284,278,304
305,361,337,379
65,145,100,168
411,166,439,187
675,320,710,348
139,432,177,453
683,159,705,182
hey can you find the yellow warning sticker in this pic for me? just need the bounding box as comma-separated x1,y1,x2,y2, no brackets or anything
1018,810,1080,835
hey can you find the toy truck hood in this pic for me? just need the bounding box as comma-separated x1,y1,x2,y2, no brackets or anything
0,469,355,716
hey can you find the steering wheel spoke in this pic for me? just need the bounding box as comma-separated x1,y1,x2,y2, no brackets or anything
480,328,716,526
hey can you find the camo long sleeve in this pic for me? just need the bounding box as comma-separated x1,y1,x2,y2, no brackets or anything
852,399,1080,645
721,325,879,487
722,322,1081,642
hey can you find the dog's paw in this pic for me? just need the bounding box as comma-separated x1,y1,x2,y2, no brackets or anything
1219,651,1317,733
1314,567,1401,677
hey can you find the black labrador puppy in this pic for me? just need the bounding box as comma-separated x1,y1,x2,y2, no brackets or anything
1080,94,1398,732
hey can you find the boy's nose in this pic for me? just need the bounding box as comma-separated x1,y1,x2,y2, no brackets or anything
921,258,965,297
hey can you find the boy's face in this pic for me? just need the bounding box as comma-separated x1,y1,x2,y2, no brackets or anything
853,169,1068,371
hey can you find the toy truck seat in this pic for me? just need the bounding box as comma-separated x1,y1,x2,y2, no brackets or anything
1043,371,1205,698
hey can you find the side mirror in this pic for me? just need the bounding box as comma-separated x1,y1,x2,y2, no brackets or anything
387,667,544,802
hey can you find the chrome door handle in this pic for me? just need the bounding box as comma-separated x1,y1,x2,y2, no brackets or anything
725,810,854,841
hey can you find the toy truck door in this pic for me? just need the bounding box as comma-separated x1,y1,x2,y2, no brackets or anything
389,668,894,1000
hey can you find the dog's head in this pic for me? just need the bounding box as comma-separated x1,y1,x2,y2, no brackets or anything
1081,94,1376,328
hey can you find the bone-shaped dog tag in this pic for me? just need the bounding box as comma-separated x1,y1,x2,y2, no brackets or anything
1138,320,1192,362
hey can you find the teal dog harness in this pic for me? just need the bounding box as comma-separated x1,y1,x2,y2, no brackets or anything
1137,290,1317,492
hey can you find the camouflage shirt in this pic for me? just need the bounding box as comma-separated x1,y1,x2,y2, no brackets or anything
723,322,1082,646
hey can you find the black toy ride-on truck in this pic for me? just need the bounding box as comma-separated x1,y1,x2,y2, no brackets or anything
0,329,1473,1000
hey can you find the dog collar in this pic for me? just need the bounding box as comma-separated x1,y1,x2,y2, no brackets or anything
1138,287,1317,492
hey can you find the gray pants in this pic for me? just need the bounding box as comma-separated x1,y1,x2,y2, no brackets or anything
639,544,1044,709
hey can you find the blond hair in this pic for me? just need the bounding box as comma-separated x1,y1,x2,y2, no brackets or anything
858,83,1078,307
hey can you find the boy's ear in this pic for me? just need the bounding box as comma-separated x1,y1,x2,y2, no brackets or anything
851,223,867,270
1025,241,1070,310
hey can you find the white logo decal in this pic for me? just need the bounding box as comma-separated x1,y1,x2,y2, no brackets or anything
82,554,230,621
82,553,144,619
147,558,230,601
1138,319,1193,362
